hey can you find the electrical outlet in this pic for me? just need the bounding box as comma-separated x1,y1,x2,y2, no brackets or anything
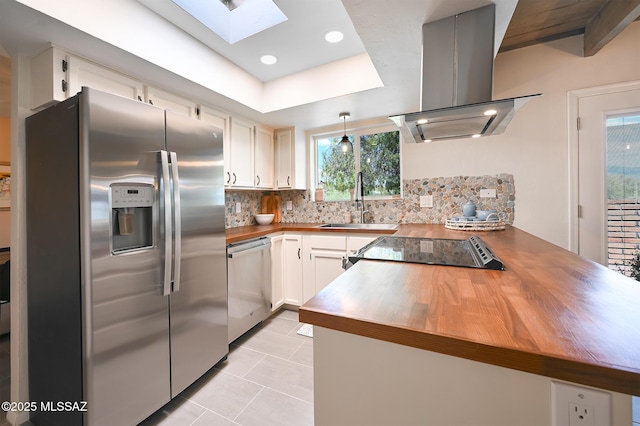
286,200,293,211
480,188,497,198
569,403,594,425
235,202,241,213
551,382,611,426
420,195,433,208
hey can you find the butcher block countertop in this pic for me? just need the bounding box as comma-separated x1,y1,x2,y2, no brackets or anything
225,222,396,244
299,224,640,396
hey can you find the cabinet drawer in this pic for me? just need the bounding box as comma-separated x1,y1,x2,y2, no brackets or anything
347,236,378,252
307,235,347,250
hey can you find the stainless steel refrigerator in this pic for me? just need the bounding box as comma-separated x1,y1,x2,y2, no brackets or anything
26,87,228,425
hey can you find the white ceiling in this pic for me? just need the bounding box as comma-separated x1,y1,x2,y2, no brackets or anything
0,0,518,130
137,0,368,82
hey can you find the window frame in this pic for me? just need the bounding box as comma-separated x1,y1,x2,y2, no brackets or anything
311,122,402,202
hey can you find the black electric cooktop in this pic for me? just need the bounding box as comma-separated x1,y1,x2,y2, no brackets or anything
347,235,504,270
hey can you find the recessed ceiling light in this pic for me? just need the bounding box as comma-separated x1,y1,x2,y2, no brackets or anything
472,134,482,138
325,30,344,43
417,119,428,124
261,54,277,65
483,109,498,116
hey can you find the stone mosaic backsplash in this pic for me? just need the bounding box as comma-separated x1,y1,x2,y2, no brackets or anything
225,174,515,228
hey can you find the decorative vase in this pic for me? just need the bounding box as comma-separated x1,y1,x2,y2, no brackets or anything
462,200,476,217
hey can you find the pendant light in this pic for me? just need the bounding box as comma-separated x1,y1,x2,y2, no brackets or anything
338,112,353,154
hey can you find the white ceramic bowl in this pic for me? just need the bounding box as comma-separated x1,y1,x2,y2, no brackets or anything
255,214,274,225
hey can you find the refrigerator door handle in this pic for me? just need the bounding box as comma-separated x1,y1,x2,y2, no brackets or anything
160,150,173,296
169,151,182,293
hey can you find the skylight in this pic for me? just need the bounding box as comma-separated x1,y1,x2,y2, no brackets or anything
171,0,287,44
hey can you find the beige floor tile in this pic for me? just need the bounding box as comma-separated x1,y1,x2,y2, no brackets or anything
238,329,305,360
216,346,265,378
243,355,313,403
259,316,300,336
191,409,238,426
139,397,206,426
289,341,313,367
273,309,299,322
235,387,313,426
183,370,262,420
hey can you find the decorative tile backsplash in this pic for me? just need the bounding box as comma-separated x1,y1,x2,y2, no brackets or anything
225,174,515,228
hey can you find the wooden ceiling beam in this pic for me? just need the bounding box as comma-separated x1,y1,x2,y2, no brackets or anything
583,0,640,56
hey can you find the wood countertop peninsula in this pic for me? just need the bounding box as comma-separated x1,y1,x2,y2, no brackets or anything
299,224,640,396
225,222,396,244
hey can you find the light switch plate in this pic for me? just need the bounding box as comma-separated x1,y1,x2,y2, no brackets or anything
235,202,241,213
286,200,293,210
480,188,497,198
420,195,433,208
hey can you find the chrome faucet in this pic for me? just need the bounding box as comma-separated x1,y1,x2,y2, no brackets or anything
355,172,368,223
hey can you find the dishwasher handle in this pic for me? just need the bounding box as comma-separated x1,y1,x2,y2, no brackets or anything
227,237,271,258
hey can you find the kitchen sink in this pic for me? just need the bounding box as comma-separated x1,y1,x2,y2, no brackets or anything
317,223,398,230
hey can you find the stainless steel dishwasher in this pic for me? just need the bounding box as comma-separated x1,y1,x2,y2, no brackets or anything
226,236,272,343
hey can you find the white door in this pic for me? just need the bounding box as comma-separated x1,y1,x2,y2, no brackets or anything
574,84,640,265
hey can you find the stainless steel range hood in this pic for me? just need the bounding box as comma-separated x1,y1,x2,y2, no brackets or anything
390,4,541,143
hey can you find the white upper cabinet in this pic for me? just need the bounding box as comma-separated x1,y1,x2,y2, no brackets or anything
30,46,67,109
29,47,296,189
254,125,274,189
228,117,255,188
67,55,144,102
198,106,231,185
144,86,198,118
30,46,144,109
275,128,293,189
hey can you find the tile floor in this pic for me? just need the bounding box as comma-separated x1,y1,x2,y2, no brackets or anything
141,308,313,426
0,309,313,426
2,311,640,426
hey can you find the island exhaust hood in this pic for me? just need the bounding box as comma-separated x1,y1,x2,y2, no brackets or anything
390,4,541,143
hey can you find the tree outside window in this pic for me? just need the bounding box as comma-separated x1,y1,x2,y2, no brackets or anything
316,128,400,201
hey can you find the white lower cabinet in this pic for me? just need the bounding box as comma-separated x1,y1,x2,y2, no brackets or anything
283,234,303,306
270,234,285,312
302,235,347,303
270,232,382,307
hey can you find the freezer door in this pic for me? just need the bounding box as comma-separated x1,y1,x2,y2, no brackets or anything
165,111,228,397
82,88,171,425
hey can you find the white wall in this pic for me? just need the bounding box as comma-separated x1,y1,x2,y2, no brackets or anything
403,21,640,249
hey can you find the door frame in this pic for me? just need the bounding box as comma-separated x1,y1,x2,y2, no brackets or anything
568,80,640,254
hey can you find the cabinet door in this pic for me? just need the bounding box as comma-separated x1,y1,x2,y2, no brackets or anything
199,107,231,186
30,46,68,109
255,126,274,188
275,129,293,188
270,235,285,312
145,86,197,118
67,56,144,101
229,117,255,187
308,250,346,298
283,235,303,306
